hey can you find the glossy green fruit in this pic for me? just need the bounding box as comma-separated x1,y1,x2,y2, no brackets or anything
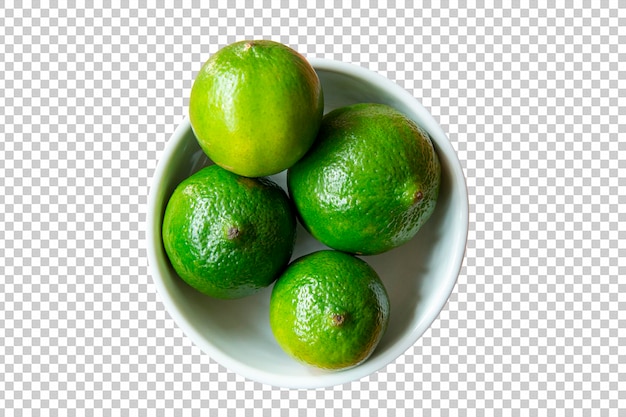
269,250,390,370
287,103,441,255
162,165,296,299
189,40,324,177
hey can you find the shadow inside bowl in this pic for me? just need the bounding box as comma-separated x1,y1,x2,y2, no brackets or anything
363,147,456,357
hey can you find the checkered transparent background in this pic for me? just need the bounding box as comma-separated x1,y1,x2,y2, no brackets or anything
1,1,625,415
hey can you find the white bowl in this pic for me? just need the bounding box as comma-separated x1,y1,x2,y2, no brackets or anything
147,58,468,389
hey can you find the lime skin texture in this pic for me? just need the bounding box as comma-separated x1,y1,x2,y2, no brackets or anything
269,250,390,371
162,164,297,299
189,39,324,178
287,103,441,255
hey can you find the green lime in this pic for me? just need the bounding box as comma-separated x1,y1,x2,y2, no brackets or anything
189,40,324,178
162,164,296,299
269,250,390,370
287,103,441,255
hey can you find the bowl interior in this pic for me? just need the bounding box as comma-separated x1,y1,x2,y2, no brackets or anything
147,59,468,389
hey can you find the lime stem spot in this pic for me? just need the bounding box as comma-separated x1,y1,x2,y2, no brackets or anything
227,227,240,240
414,190,424,204
332,314,345,326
